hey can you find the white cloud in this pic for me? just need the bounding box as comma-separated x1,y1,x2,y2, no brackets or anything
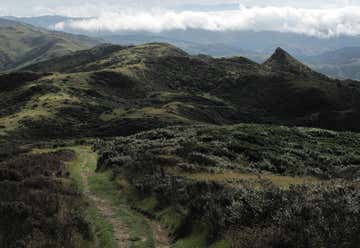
53,5,360,37
0,7,6,16
2,0,358,17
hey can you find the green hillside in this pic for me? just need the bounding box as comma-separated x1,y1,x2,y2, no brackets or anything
0,18,99,71
0,42,358,141
1,41,360,247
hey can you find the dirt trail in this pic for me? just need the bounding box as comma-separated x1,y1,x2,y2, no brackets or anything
79,155,171,248
150,221,171,248
80,158,130,248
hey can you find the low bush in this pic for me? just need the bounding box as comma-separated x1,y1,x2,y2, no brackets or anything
94,124,360,247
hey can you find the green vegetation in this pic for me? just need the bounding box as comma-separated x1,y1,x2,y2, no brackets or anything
178,171,319,188
95,124,360,248
2,41,360,141
96,124,360,180
1,34,360,247
0,18,98,72
155,207,187,235
90,172,155,248
100,108,127,121
69,146,156,248
209,239,232,248
72,152,118,248
172,228,208,248
84,204,117,248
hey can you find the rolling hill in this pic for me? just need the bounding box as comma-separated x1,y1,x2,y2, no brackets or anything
0,42,357,142
0,18,99,72
1,40,360,247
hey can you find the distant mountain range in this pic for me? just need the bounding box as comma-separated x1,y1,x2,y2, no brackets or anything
3,15,360,80
3,15,82,30
300,47,360,80
5,15,360,54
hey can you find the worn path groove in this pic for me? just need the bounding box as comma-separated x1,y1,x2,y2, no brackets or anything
77,148,170,248
80,157,131,248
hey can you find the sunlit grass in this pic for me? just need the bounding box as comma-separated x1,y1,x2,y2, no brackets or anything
0,107,52,133
100,108,127,121
172,227,209,248
38,92,80,105
176,171,320,188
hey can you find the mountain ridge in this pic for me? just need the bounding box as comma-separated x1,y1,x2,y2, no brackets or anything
7,15,360,80
0,18,100,72
0,42,359,142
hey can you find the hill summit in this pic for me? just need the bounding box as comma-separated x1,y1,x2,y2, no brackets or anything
263,47,317,76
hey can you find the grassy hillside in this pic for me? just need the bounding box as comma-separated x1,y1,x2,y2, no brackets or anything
1,41,360,247
0,18,99,71
0,42,356,142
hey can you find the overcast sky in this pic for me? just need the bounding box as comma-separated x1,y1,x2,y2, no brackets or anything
1,0,360,37
0,0,356,16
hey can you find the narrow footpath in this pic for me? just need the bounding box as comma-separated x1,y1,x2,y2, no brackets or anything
75,146,170,248
80,156,131,247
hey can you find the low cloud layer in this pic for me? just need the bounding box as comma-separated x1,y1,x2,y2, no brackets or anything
53,5,360,38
